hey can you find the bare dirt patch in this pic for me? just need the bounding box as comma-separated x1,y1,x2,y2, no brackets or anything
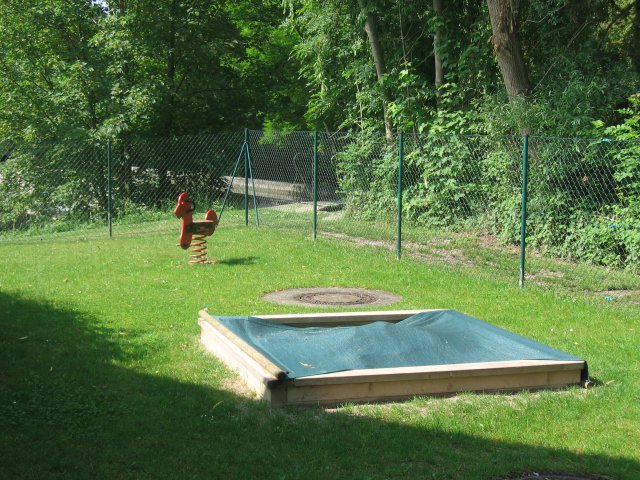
320,232,476,268
527,269,566,286
496,473,612,480
219,375,256,399
597,289,640,305
321,232,395,251
409,249,475,268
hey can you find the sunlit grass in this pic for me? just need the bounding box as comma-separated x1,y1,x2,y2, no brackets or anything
1,226,639,479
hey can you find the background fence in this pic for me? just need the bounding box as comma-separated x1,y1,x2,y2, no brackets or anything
1,130,638,292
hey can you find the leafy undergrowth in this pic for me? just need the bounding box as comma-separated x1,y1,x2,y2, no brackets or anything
0,227,638,479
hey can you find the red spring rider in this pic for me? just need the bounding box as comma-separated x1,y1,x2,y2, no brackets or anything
174,192,219,263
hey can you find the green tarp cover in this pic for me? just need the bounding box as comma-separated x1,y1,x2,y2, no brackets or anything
216,310,587,380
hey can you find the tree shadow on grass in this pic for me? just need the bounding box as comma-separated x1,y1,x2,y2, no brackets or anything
0,291,637,480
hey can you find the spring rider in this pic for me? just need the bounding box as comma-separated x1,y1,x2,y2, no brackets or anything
174,192,219,264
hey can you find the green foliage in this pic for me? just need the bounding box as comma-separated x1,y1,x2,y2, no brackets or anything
0,0,308,142
598,95,640,194
226,0,308,130
479,145,522,243
334,134,396,221
558,209,638,269
330,129,639,271
288,0,638,141
0,140,105,232
477,71,635,137
402,136,484,228
1,0,638,141
0,0,109,141
289,0,373,130
584,95,640,270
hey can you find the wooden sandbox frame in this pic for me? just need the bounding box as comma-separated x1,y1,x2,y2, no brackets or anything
198,309,586,407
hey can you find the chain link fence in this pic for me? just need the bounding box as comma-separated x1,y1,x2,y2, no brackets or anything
1,130,638,292
0,138,106,238
108,132,245,237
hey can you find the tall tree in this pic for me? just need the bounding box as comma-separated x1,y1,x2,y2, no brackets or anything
226,0,308,130
357,0,393,141
633,0,640,73
0,0,109,141
102,0,242,136
486,0,530,98
433,0,444,101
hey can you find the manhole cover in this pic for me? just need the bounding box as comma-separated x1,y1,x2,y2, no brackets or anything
296,291,377,305
263,287,402,308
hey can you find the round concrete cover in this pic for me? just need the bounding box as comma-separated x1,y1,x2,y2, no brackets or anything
263,287,402,308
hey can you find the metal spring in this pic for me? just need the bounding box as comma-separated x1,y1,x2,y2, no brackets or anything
189,234,208,264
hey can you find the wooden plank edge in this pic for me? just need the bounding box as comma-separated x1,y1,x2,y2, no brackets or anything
292,360,586,386
199,317,277,385
198,310,287,381
253,309,438,326
284,369,583,406
199,317,288,404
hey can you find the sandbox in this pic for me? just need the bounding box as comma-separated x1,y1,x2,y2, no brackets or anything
198,309,588,406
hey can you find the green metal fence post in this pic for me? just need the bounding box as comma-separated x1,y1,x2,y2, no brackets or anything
219,140,245,221
245,137,260,227
107,140,112,238
244,128,249,226
396,132,404,260
312,130,318,240
519,134,530,288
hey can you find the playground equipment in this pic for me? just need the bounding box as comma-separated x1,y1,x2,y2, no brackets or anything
174,192,218,264
198,309,589,406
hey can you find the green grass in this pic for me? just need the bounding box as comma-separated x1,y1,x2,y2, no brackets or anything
1,227,639,479
320,216,640,306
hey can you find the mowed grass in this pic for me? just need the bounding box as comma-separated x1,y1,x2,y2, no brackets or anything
0,227,638,479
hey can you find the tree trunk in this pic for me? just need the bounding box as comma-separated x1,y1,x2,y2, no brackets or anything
357,0,393,142
633,0,640,73
157,0,179,205
433,0,444,101
115,0,134,202
164,1,177,137
486,0,531,98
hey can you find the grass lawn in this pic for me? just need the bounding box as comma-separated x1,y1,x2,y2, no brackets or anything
1,226,639,479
